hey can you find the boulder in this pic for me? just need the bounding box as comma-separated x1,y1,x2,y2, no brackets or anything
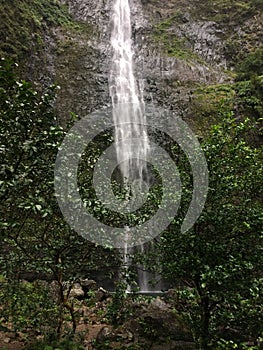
79,279,97,297
49,280,60,303
95,287,110,302
95,296,194,349
69,283,85,300
96,326,113,342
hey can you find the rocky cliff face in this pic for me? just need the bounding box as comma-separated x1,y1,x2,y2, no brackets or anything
53,0,111,121
1,0,262,126
55,0,263,125
54,0,229,119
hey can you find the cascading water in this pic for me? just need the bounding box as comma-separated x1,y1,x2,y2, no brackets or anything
109,0,151,292
109,0,149,184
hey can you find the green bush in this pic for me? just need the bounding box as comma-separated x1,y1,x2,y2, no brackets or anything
0,280,59,334
236,48,263,81
25,337,85,350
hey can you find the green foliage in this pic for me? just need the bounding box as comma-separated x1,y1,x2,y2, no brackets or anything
159,116,263,348
0,280,59,334
0,0,75,60
191,83,235,132
0,57,67,334
235,77,263,121
25,337,85,350
77,130,164,245
0,57,108,270
0,59,120,341
190,75,263,137
0,57,64,237
236,49,263,81
106,281,128,326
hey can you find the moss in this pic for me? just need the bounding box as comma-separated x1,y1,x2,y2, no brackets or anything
191,0,258,25
155,11,187,29
187,83,235,134
151,1,262,70
153,14,207,64
0,0,76,61
31,0,74,27
192,1,262,66
154,32,188,60
193,83,235,115
188,75,263,138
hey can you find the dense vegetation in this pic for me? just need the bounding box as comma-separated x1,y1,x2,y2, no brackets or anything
159,116,262,348
0,0,262,349
0,0,74,61
0,58,118,348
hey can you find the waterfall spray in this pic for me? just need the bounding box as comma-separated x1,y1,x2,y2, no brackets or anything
109,0,151,292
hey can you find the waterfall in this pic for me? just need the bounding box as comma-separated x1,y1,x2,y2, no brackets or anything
109,0,149,184
124,227,131,293
109,0,151,292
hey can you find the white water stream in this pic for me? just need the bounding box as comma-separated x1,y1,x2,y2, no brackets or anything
109,0,149,184
109,0,151,292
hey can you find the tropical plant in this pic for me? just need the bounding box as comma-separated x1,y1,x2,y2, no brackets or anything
158,115,263,348
0,58,118,338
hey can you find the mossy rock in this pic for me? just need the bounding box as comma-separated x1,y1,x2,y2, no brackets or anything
0,0,76,63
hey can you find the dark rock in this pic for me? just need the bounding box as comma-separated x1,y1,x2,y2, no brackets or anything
96,325,113,342
69,282,85,300
79,279,97,297
95,297,193,349
49,280,61,303
95,287,110,302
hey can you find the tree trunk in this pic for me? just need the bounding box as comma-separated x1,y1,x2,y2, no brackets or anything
199,295,210,349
